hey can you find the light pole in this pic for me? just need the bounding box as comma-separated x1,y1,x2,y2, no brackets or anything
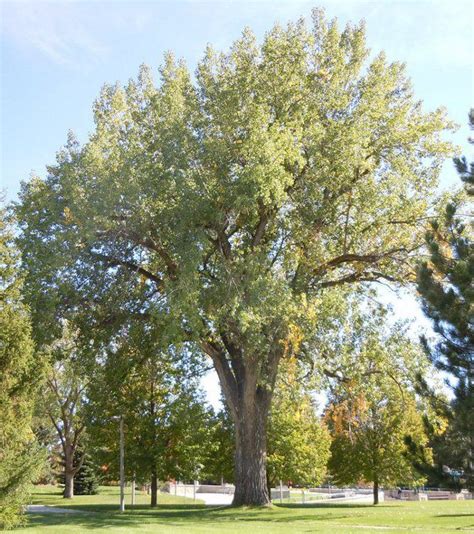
193,464,203,501
131,474,136,507
112,414,125,512
119,415,125,513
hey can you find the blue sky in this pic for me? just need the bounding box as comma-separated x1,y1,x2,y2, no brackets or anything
1,0,472,406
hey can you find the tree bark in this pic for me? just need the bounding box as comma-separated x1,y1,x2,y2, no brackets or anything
373,477,379,505
232,395,271,506
151,471,158,507
63,444,75,498
64,470,74,499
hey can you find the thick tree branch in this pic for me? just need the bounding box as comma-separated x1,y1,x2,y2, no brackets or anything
217,228,232,260
90,251,163,287
316,271,399,289
96,226,178,279
219,329,246,395
322,248,409,270
252,200,271,248
125,231,178,280
49,413,65,448
72,423,86,451
200,339,239,416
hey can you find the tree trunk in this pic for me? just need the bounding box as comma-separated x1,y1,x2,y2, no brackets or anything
64,470,74,499
373,478,379,505
267,477,272,503
150,471,158,507
232,396,271,506
63,445,75,498
202,337,283,506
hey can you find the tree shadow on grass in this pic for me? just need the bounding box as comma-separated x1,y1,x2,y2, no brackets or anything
24,505,352,531
436,514,474,518
275,503,392,509
62,503,208,512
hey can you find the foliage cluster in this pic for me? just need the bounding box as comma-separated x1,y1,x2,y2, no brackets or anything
0,208,45,529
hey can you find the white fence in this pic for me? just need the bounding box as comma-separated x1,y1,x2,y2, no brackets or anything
385,488,471,501
166,482,234,499
166,483,472,504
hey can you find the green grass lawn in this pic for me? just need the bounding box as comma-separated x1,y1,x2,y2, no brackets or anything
15,485,474,533
28,484,203,509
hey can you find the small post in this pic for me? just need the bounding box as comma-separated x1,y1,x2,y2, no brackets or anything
131,476,136,507
302,488,305,504
119,415,125,512
193,480,197,501
279,480,283,504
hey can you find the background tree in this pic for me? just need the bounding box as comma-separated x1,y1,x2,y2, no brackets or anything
328,387,429,504
267,360,331,490
202,406,235,485
72,449,100,496
40,326,88,498
416,109,473,490
326,319,433,504
16,9,454,504
0,206,45,529
86,324,213,507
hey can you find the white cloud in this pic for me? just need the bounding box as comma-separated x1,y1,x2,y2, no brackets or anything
1,1,109,68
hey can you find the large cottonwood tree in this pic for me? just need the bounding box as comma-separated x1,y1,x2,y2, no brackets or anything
17,10,454,504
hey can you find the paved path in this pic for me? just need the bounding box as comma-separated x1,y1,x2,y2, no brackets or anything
183,493,377,506
195,493,233,506
26,505,89,514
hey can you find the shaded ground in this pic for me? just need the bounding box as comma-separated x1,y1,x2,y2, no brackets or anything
26,505,89,515
18,485,474,533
